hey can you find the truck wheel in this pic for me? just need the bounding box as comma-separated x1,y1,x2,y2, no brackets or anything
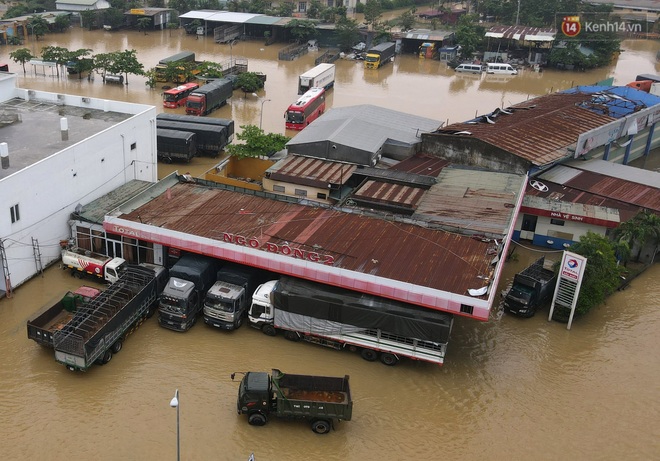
111,339,123,354
262,325,276,336
101,349,113,364
248,413,267,426
284,330,300,341
311,420,331,434
380,352,399,366
360,348,378,362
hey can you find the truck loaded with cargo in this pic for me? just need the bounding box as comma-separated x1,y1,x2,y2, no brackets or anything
298,63,336,94
203,263,263,330
155,51,197,82
27,286,102,348
52,264,168,371
156,113,235,144
155,119,229,156
248,276,454,366
61,245,126,284
503,256,557,317
157,128,197,163
232,368,352,434
185,78,233,116
364,42,396,69
158,253,218,332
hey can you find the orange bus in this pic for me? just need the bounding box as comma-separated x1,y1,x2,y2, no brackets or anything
285,87,326,130
163,82,199,108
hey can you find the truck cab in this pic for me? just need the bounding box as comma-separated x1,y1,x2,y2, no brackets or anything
248,280,277,332
203,280,246,329
236,371,272,425
158,278,199,331
503,284,537,316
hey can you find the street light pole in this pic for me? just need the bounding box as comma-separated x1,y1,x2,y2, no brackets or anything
259,98,271,130
170,389,180,461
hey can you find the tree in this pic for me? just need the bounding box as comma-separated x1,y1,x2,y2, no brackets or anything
66,48,93,79
363,0,382,29
3,5,29,20
53,15,71,33
115,49,144,84
167,21,179,36
103,8,126,30
553,231,624,321
335,16,360,51
273,2,294,17
225,125,290,159
9,48,34,74
137,17,152,34
455,14,484,60
399,8,416,32
235,72,264,97
612,211,660,263
307,0,324,20
29,15,50,41
285,19,318,43
196,61,224,79
41,45,70,77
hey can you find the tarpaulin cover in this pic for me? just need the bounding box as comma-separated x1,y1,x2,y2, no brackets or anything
272,276,453,343
169,254,217,291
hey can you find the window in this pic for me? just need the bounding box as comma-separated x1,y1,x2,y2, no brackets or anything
130,142,136,150
316,192,327,200
273,185,285,193
299,1,306,12
327,0,333,6
294,188,307,197
460,304,474,315
550,218,565,226
10,204,19,223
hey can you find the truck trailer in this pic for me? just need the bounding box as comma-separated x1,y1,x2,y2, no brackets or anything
232,368,352,434
364,42,396,69
61,246,126,284
298,63,336,94
503,257,557,318
248,276,454,366
158,253,218,332
53,265,168,371
157,128,197,163
156,113,235,144
185,78,233,116
203,263,263,330
155,119,229,156
27,286,102,348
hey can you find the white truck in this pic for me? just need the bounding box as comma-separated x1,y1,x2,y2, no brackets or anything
61,247,126,284
298,63,336,95
248,276,454,366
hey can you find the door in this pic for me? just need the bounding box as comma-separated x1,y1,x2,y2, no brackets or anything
520,214,538,240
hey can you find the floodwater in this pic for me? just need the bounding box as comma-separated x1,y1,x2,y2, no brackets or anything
1,25,660,460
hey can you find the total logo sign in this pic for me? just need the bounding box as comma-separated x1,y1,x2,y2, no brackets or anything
561,256,581,281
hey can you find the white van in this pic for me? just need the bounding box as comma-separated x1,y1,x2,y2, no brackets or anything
455,63,484,74
486,63,518,75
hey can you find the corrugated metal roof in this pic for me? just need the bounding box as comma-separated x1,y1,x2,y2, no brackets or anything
287,105,442,154
117,181,498,296
437,92,616,166
565,158,660,188
179,10,219,20
390,155,450,177
75,180,154,224
403,29,455,41
352,180,426,213
267,155,357,187
485,25,556,41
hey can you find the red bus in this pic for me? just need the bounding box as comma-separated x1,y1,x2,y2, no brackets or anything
163,82,199,108
285,87,326,130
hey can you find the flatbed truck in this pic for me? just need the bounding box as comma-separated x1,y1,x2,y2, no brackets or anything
53,265,167,371
503,256,557,317
232,368,352,434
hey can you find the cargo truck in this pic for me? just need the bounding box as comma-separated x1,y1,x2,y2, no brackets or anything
61,246,127,284
185,78,233,116
158,254,218,332
298,63,336,94
155,119,229,156
248,276,454,366
53,264,168,371
27,286,102,348
156,113,235,144
364,42,396,69
503,257,557,318
203,263,262,330
157,128,197,163
232,368,352,434
155,51,196,82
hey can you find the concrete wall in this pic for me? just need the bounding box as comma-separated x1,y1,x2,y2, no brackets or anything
513,214,606,250
204,156,275,191
262,176,331,204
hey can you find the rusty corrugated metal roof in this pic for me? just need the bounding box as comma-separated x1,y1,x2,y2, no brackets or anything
119,181,498,296
563,170,660,211
437,92,616,166
390,154,450,176
351,180,426,213
267,155,357,188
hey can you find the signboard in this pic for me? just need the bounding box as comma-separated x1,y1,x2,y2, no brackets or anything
549,251,588,329
560,252,586,281
130,9,146,15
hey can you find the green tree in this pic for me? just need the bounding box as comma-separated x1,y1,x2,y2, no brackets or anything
115,49,144,84
144,68,158,88
455,14,484,60
307,0,324,20
103,8,126,30
9,48,34,74
29,15,50,40
235,72,265,97
553,231,624,320
137,17,152,34
80,10,100,30
285,19,318,43
335,16,360,51
196,61,224,79
3,5,29,19
364,0,382,29
612,210,660,263
66,48,93,79
399,8,416,32
41,45,69,77
273,2,294,17
53,14,71,33
167,21,179,36
225,125,290,159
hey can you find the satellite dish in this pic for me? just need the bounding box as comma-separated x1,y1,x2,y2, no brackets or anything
530,180,548,192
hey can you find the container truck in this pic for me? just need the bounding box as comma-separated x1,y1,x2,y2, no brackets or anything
232,368,353,434
27,286,102,348
156,113,235,144
203,263,262,330
155,119,229,156
158,254,218,332
185,78,233,116
61,246,127,284
298,63,336,94
364,42,396,69
248,276,454,366
503,257,557,318
52,264,168,371
157,129,197,163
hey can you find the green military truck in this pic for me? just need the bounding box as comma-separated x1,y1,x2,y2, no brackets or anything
232,369,353,434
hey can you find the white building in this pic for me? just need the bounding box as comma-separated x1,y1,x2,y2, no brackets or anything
0,72,157,296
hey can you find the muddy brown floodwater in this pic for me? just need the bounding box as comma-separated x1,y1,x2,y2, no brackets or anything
1,25,659,461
